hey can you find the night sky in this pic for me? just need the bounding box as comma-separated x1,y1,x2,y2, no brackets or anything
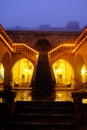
0,0,87,29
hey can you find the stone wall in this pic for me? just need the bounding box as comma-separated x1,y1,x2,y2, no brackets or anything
7,30,80,49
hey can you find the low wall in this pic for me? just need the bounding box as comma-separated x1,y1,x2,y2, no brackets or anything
72,91,87,125
0,90,16,121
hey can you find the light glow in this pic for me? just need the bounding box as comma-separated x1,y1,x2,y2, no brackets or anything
56,69,62,74
52,59,75,89
81,65,87,83
12,58,34,89
81,67,86,75
0,63,4,89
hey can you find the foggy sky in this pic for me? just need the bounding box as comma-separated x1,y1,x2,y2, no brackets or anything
0,0,87,29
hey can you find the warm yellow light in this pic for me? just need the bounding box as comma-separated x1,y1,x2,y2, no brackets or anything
0,68,4,73
12,58,34,88
0,63,4,84
52,59,75,89
24,69,30,73
81,65,87,83
81,68,86,75
56,69,62,74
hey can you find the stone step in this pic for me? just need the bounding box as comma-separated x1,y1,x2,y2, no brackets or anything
15,108,75,115
5,101,78,130
15,101,74,108
33,53,54,100
15,102,75,113
14,113,77,123
5,121,78,130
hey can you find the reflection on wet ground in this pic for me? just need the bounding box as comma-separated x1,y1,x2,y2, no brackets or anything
55,90,73,101
14,90,32,101
13,89,73,102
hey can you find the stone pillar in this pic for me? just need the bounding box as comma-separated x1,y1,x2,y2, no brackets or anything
74,68,82,90
4,69,12,90
72,92,82,123
72,92,87,124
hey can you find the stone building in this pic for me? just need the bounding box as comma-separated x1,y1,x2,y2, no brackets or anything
0,24,87,100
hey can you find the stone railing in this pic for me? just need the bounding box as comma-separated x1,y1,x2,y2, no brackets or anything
75,28,87,47
48,44,75,61
72,91,87,124
0,25,13,51
12,43,39,61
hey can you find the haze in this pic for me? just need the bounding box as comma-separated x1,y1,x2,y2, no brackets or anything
0,0,87,29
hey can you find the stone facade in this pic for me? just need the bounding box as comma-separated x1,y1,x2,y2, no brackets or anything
7,30,80,49
1,24,87,90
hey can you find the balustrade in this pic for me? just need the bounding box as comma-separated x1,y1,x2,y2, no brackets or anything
48,44,75,61
0,25,13,51
13,43,39,61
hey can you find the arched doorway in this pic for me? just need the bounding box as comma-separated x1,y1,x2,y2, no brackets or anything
52,59,75,89
11,58,34,89
35,39,51,52
0,63,4,89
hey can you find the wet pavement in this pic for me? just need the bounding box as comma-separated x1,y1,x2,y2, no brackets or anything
13,89,73,102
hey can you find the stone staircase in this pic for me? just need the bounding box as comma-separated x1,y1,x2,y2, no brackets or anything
32,53,55,100
5,101,79,130
3,53,79,130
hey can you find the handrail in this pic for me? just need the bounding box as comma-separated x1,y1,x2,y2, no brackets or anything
12,43,39,61
74,27,87,47
48,44,75,61
73,36,87,53
0,25,13,51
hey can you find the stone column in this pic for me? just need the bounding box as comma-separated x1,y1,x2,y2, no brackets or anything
4,68,12,90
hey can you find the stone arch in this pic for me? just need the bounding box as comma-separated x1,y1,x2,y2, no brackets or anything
1,52,12,90
36,39,50,46
12,53,35,66
0,38,12,62
11,58,34,89
52,58,75,89
35,39,51,52
51,53,74,67
74,54,85,88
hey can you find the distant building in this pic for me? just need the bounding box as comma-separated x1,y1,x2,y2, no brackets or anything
66,21,80,31
37,22,82,32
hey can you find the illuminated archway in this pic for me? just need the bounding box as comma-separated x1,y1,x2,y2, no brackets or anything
81,64,87,84
12,58,34,89
52,59,75,89
0,63,4,88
